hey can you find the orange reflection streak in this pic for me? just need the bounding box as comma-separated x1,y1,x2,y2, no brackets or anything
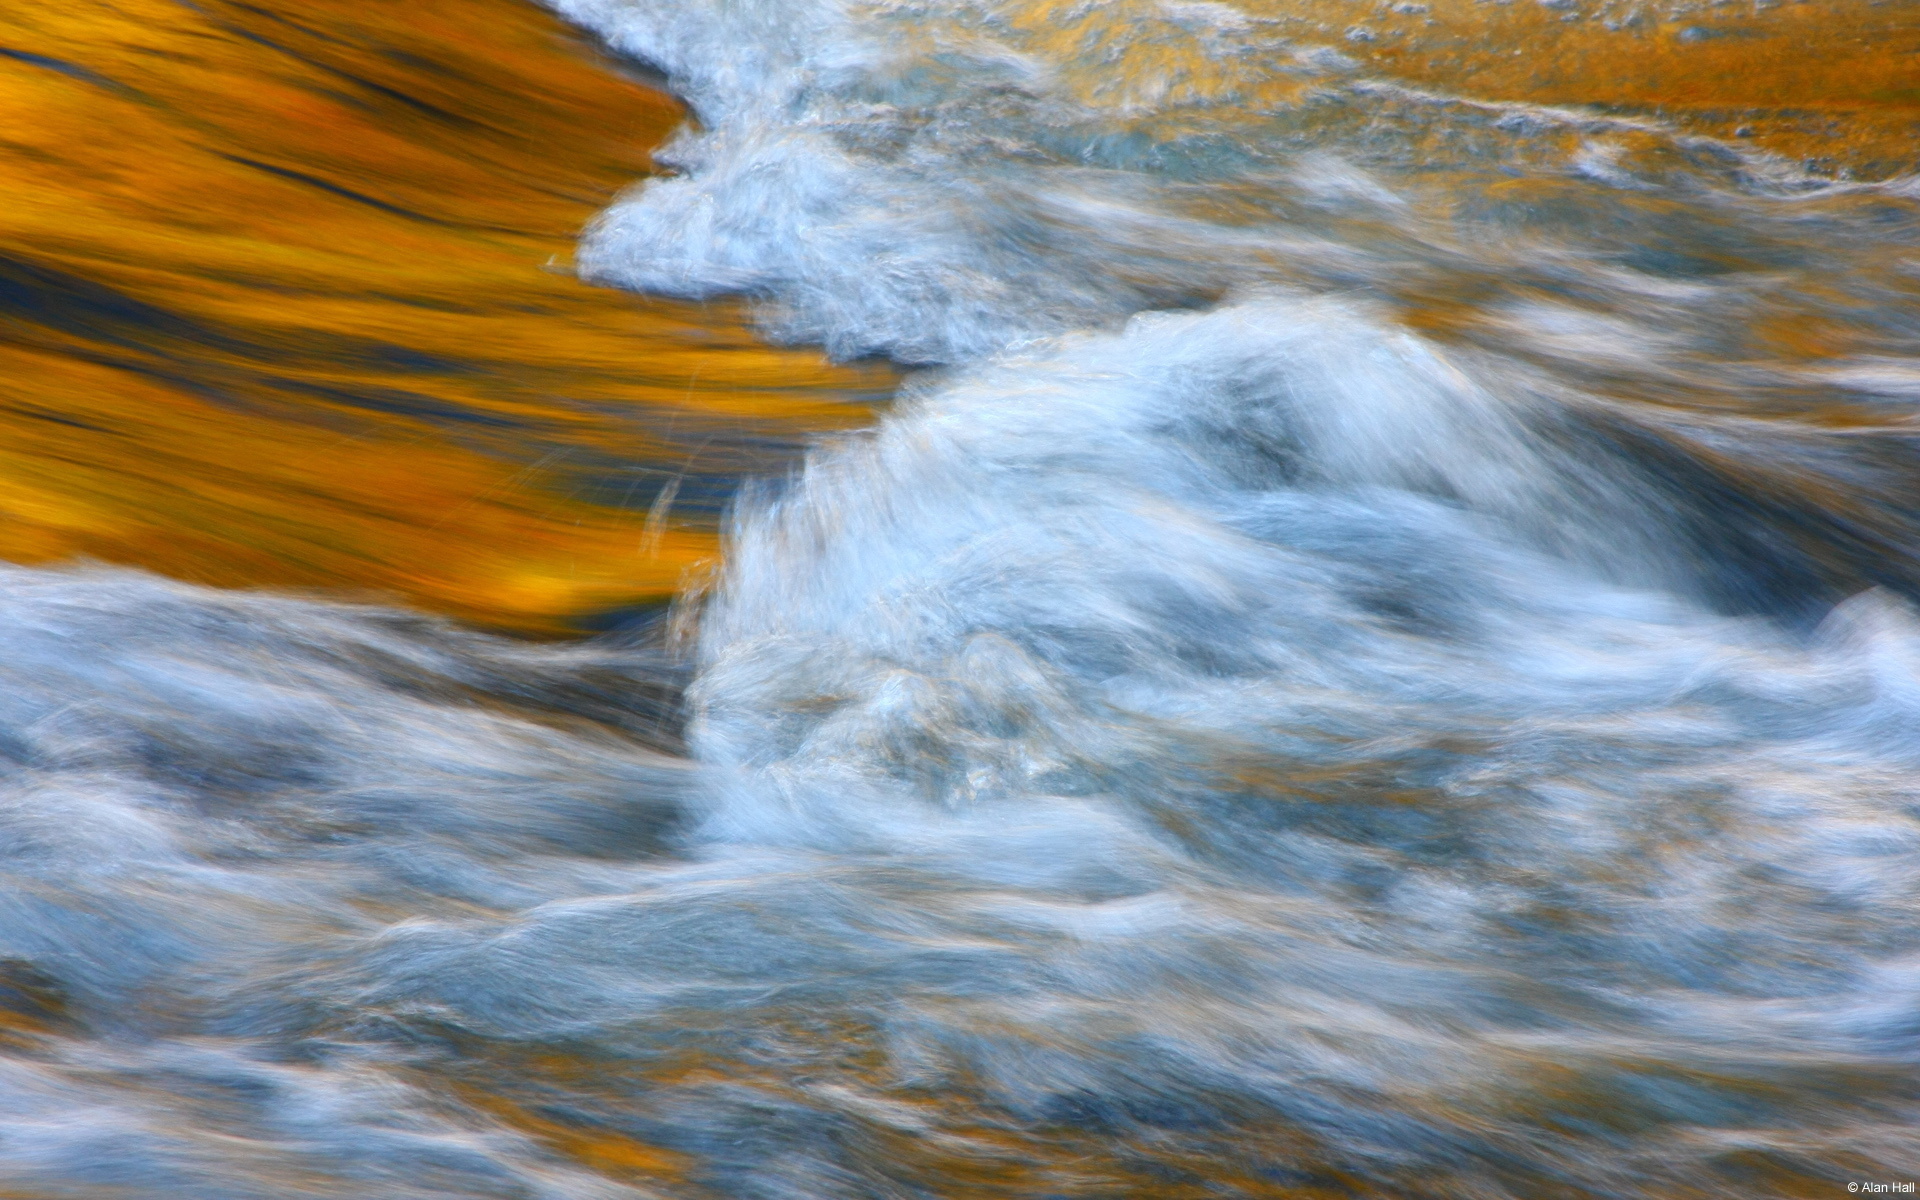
1257,0,1920,179
1,0,1908,638
433,1035,1383,1199
0,0,893,634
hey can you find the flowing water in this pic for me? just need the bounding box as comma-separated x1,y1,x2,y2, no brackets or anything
0,0,891,633
3,1,1920,1196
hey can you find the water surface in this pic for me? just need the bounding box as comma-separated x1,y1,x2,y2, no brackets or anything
2,1,1919,1197
0,0,889,632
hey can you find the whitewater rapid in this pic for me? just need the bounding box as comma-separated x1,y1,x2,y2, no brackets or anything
2,0,1919,1196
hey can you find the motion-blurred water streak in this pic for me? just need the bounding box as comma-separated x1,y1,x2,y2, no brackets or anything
0,0,891,633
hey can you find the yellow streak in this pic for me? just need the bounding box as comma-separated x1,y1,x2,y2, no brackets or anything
1254,0,1920,177
0,0,892,633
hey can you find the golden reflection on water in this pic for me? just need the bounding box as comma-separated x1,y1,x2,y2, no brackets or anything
1265,0,1920,179
1,0,1913,637
0,0,892,634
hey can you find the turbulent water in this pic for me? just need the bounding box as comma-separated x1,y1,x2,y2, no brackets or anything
5,0,1920,1196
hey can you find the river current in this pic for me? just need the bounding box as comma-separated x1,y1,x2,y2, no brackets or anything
2,1,1919,1197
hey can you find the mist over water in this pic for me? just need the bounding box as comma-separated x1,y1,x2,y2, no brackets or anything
3,0,1920,1197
